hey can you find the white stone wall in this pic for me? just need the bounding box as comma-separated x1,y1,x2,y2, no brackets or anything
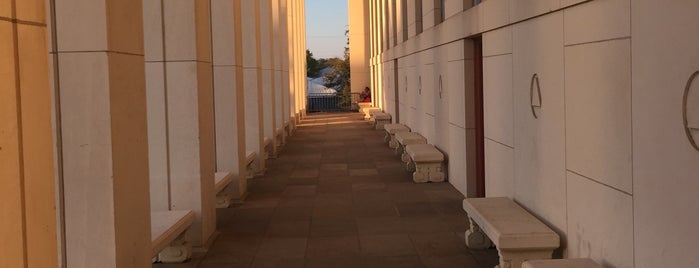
372,0,699,267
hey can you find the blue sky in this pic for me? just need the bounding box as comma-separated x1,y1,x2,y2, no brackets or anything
305,0,348,59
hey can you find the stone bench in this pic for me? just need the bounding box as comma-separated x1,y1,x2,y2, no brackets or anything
405,144,445,183
151,210,195,263
396,131,427,160
364,107,382,120
372,112,392,130
383,124,410,148
463,197,560,268
214,172,234,208
522,259,602,268
246,151,257,179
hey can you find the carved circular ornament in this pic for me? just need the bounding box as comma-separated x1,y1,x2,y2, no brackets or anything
683,70,699,151
530,73,542,119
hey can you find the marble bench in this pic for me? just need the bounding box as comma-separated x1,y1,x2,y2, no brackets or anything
364,107,382,120
396,131,427,160
246,151,257,179
522,259,602,268
215,172,234,208
372,112,392,130
383,124,410,148
151,210,195,263
463,197,560,268
405,144,445,183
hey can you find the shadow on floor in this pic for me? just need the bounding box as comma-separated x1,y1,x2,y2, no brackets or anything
154,112,499,268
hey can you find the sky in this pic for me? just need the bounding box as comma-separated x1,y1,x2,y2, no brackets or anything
305,0,348,59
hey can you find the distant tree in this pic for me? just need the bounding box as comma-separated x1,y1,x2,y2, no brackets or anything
306,49,321,78
324,29,352,109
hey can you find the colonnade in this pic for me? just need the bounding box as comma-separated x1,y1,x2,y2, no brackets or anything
1,0,307,267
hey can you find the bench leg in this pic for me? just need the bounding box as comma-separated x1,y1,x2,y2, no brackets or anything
246,163,256,179
394,143,404,156
405,159,416,173
216,192,232,208
375,120,388,130
465,218,493,250
413,164,429,183
388,136,400,149
427,163,445,182
157,232,193,263
413,162,445,183
496,249,553,268
401,148,410,163
383,132,391,145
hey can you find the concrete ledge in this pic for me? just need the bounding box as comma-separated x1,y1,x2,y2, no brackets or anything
214,172,233,208
151,210,195,263
383,124,411,148
405,144,445,183
463,197,560,268
396,132,427,161
522,259,602,268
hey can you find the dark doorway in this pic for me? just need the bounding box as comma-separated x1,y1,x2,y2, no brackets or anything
473,37,485,198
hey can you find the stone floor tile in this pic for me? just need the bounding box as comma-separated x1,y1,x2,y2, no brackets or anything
314,193,353,207
420,253,482,268
187,113,496,268
289,168,319,179
349,168,380,176
271,206,313,221
359,234,418,257
309,219,358,237
282,185,317,197
305,236,361,259
355,217,406,235
362,255,426,268
409,232,469,257
266,220,310,238
311,205,354,221
255,237,308,259
277,196,315,208
304,257,367,268
396,202,439,218
249,257,305,268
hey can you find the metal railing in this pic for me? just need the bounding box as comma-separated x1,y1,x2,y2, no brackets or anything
307,93,362,113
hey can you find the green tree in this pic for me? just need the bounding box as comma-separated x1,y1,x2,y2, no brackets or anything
324,29,352,109
306,49,322,78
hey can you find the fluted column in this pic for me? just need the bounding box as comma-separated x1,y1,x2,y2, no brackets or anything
1,1,58,267
142,0,216,247
210,0,248,200
49,0,152,266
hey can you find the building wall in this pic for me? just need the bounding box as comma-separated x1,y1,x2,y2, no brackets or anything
370,0,699,267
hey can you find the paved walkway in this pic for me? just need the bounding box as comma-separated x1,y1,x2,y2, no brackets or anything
156,112,498,268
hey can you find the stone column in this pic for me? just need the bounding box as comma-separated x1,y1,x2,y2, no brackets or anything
288,0,296,123
210,0,248,200
50,0,152,266
1,1,58,267
271,0,285,151
260,0,277,158
242,0,265,175
349,0,373,94
142,0,216,247
279,0,291,139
